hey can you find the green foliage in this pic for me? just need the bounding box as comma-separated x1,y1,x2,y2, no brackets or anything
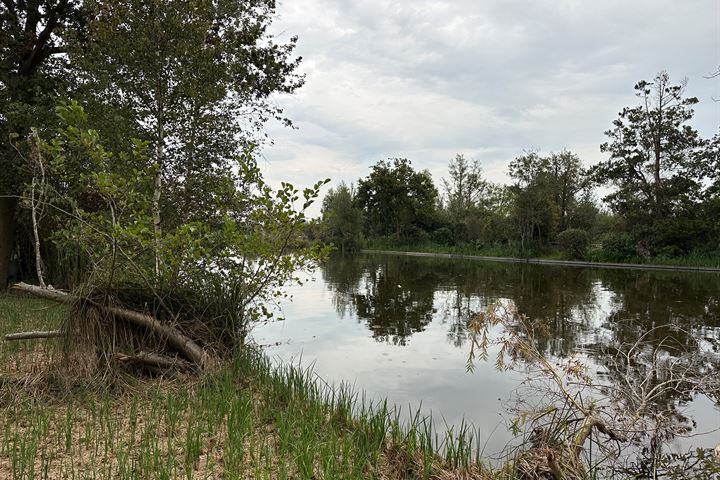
41,103,329,343
1,0,308,290
0,2,88,288
570,189,601,234
431,227,453,246
320,182,363,253
439,154,512,246
555,228,590,260
585,72,720,259
0,0,84,195
75,0,303,139
71,0,305,233
507,150,591,254
355,158,438,241
593,72,712,254
441,154,489,220
597,232,636,262
546,150,586,230
595,72,704,219
508,152,560,251
322,140,718,266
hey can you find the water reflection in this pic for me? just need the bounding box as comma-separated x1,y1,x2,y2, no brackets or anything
324,255,439,345
322,254,720,359
254,253,720,460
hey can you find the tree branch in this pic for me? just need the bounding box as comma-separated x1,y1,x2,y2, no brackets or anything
4,330,64,341
11,282,211,368
19,0,68,76
113,351,192,371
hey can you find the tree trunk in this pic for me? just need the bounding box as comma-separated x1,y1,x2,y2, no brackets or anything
153,97,165,280
0,197,18,290
653,145,662,218
152,166,162,278
152,118,163,279
560,179,568,231
653,89,664,219
29,131,47,288
113,351,191,371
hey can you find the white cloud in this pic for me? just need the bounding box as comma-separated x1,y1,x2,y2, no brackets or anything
262,0,720,215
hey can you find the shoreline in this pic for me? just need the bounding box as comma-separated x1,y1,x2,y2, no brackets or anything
361,249,720,273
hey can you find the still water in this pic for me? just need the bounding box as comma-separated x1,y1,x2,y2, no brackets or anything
252,252,720,458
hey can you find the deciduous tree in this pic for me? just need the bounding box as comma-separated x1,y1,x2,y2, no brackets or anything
355,158,438,241
546,150,585,231
592,72,714,254
594,72,704,224
508,152,559,252
320,182,363,253
70,0,304,276
442,154,489,219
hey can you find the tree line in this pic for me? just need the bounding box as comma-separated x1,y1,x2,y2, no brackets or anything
315,72,720,262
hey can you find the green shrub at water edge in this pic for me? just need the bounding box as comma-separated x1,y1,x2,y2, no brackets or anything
556,228,590,260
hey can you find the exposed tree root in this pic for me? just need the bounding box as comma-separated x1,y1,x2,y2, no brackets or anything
11,282,211,370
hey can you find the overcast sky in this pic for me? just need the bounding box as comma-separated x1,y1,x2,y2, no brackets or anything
262,0,720,216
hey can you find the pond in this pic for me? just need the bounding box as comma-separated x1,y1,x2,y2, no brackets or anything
252,252,720,461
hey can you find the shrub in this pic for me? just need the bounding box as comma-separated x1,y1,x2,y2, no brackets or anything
556,228,590,259
432,227,454,246
599,232,636,261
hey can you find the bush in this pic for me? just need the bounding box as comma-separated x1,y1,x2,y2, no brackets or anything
598,232,636,261
556,228,590,259
432,227,454,246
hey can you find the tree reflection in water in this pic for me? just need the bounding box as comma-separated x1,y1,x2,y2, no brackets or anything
323,255,439,345
323,254,719,352
321,254,720,440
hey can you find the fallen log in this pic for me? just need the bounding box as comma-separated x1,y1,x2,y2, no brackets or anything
113,351,192,371
5,330,64,341
12,282,210,369
12,283,72,304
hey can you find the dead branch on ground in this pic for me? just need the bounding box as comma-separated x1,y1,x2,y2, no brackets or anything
11,282,211,371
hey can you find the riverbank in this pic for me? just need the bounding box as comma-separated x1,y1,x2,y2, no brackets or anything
361,248,720,273
0,293,492,479
3,291,719,478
